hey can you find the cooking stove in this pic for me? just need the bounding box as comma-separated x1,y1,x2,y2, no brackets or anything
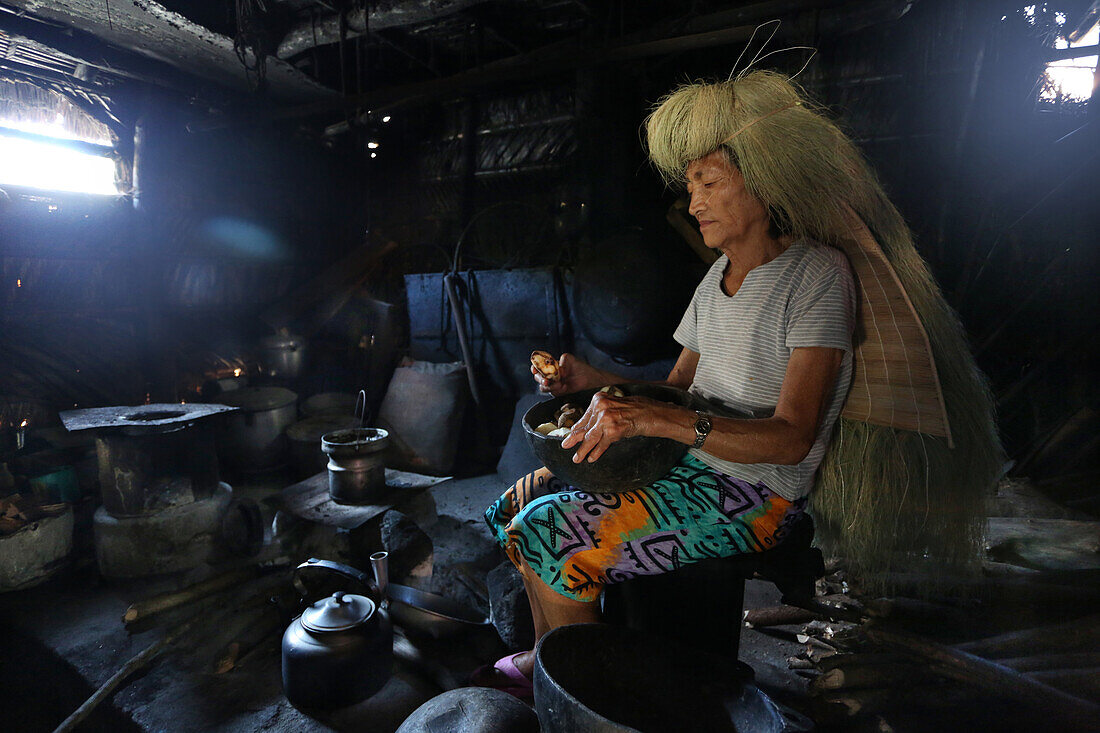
61,403,262,578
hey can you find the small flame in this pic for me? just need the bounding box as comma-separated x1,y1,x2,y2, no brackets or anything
233,368,242,377
20,419,28,428
16,279,22,287
180,399,186,404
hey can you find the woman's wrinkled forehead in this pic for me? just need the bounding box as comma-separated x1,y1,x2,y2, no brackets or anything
684,150,736,185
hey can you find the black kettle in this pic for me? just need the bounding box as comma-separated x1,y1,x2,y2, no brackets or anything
282,554,393,709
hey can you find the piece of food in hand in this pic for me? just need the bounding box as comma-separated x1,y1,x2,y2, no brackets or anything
598,385,625,397
535,422,559,436
531,350,559,383
556,403,582,428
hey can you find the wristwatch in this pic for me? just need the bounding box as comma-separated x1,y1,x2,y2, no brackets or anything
692,411,713,449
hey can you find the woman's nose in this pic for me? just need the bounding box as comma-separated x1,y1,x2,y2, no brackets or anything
687,190,705,217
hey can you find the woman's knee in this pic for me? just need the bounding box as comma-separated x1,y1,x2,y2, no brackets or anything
506,467,557,514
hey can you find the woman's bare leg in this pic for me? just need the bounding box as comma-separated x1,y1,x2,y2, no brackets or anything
511,556,600,678
479,467,599,683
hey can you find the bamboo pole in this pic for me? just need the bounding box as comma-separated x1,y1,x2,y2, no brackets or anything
122,567,260,625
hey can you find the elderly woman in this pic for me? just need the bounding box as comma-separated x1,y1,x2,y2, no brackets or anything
475,70,861,696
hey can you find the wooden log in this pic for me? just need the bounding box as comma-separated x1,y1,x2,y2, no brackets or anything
794,597,867,625
817,652,908,672
53,618,195,733
743,605,824,628
866,627,1100,726
787,656,816,670
811,661,931,692
212,608,285,674
865,596,976,630
1001,652,1100,672
816,683,1015,719
878,572,1100,614
1028,668,1100,700
122,567,260,625
954,614,1100,658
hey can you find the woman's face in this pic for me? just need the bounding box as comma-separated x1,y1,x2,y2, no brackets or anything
685,151,771,251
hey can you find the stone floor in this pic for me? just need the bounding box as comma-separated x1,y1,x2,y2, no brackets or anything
0,463,813,732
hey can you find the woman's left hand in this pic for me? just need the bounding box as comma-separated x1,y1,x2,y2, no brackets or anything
561,393,681,464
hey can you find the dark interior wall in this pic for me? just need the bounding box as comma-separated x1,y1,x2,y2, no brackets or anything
364,0,1098,485
0,91,360,427
1,0,1095,485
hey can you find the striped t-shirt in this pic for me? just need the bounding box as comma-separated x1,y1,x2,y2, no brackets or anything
673,240,856,500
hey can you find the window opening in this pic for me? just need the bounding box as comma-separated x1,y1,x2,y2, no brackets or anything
0,81,119,196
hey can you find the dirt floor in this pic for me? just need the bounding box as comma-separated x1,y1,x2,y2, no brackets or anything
0,468,815,733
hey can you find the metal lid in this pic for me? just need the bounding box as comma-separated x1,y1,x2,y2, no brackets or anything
321,427,389,449
301,392,358,418
218,386,297,412
287,415,359,443
301,591,375,633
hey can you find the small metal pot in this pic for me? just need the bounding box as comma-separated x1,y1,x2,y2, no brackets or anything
321,428,389,504
260,334,307,379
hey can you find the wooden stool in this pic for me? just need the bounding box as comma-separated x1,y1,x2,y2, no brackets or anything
602,513,824,662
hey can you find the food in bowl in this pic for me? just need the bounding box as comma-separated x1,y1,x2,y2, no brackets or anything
522,384,693,493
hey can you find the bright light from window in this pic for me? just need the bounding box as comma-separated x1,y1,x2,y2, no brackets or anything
0,118,117,196
1041,17,1098,103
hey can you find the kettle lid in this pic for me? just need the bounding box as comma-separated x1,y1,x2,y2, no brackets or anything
301,591,375,632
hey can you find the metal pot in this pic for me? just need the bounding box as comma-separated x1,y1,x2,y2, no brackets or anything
217,387,298,471
533,624,811,733
283,556,393,709
321,428,389,504
260,334,307,379
287,416,359,480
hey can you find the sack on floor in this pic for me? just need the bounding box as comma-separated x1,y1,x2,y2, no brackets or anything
377,359,468,475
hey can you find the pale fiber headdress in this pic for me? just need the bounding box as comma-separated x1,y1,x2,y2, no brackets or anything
645,71,1002,587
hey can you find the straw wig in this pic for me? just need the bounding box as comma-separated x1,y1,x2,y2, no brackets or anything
645,71,1003,589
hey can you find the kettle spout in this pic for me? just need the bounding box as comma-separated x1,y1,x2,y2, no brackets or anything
370,551,389,606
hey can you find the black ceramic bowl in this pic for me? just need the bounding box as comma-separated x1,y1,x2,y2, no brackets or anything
522,384,694,493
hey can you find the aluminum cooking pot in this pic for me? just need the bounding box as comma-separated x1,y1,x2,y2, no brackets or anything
260,334,307,379
282,556,393,710
217,387,298,471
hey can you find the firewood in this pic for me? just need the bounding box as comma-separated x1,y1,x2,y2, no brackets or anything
743,605,823,628
1000,652,1100,672
1028,668,1100,701
122,567,260,625
817,652,907,672
954,614,1100,658
811,661,931,692
53,618,195,733
866,627,1100,727
787,656,816,670
212,608,284,674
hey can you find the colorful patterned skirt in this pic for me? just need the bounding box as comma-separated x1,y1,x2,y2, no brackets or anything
484,453,806,602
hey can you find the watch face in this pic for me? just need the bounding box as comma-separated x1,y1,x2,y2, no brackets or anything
696,416,712,435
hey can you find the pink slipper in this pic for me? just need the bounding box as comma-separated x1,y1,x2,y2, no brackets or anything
468,652,534,700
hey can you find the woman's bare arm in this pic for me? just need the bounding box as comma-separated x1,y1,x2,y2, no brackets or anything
563,346,843,465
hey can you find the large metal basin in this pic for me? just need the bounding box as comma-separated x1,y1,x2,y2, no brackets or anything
533,623,812,733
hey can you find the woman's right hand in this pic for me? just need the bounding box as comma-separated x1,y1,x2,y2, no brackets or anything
531,353,609,396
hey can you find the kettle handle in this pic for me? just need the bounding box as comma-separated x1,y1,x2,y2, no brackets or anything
292,558,379,600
